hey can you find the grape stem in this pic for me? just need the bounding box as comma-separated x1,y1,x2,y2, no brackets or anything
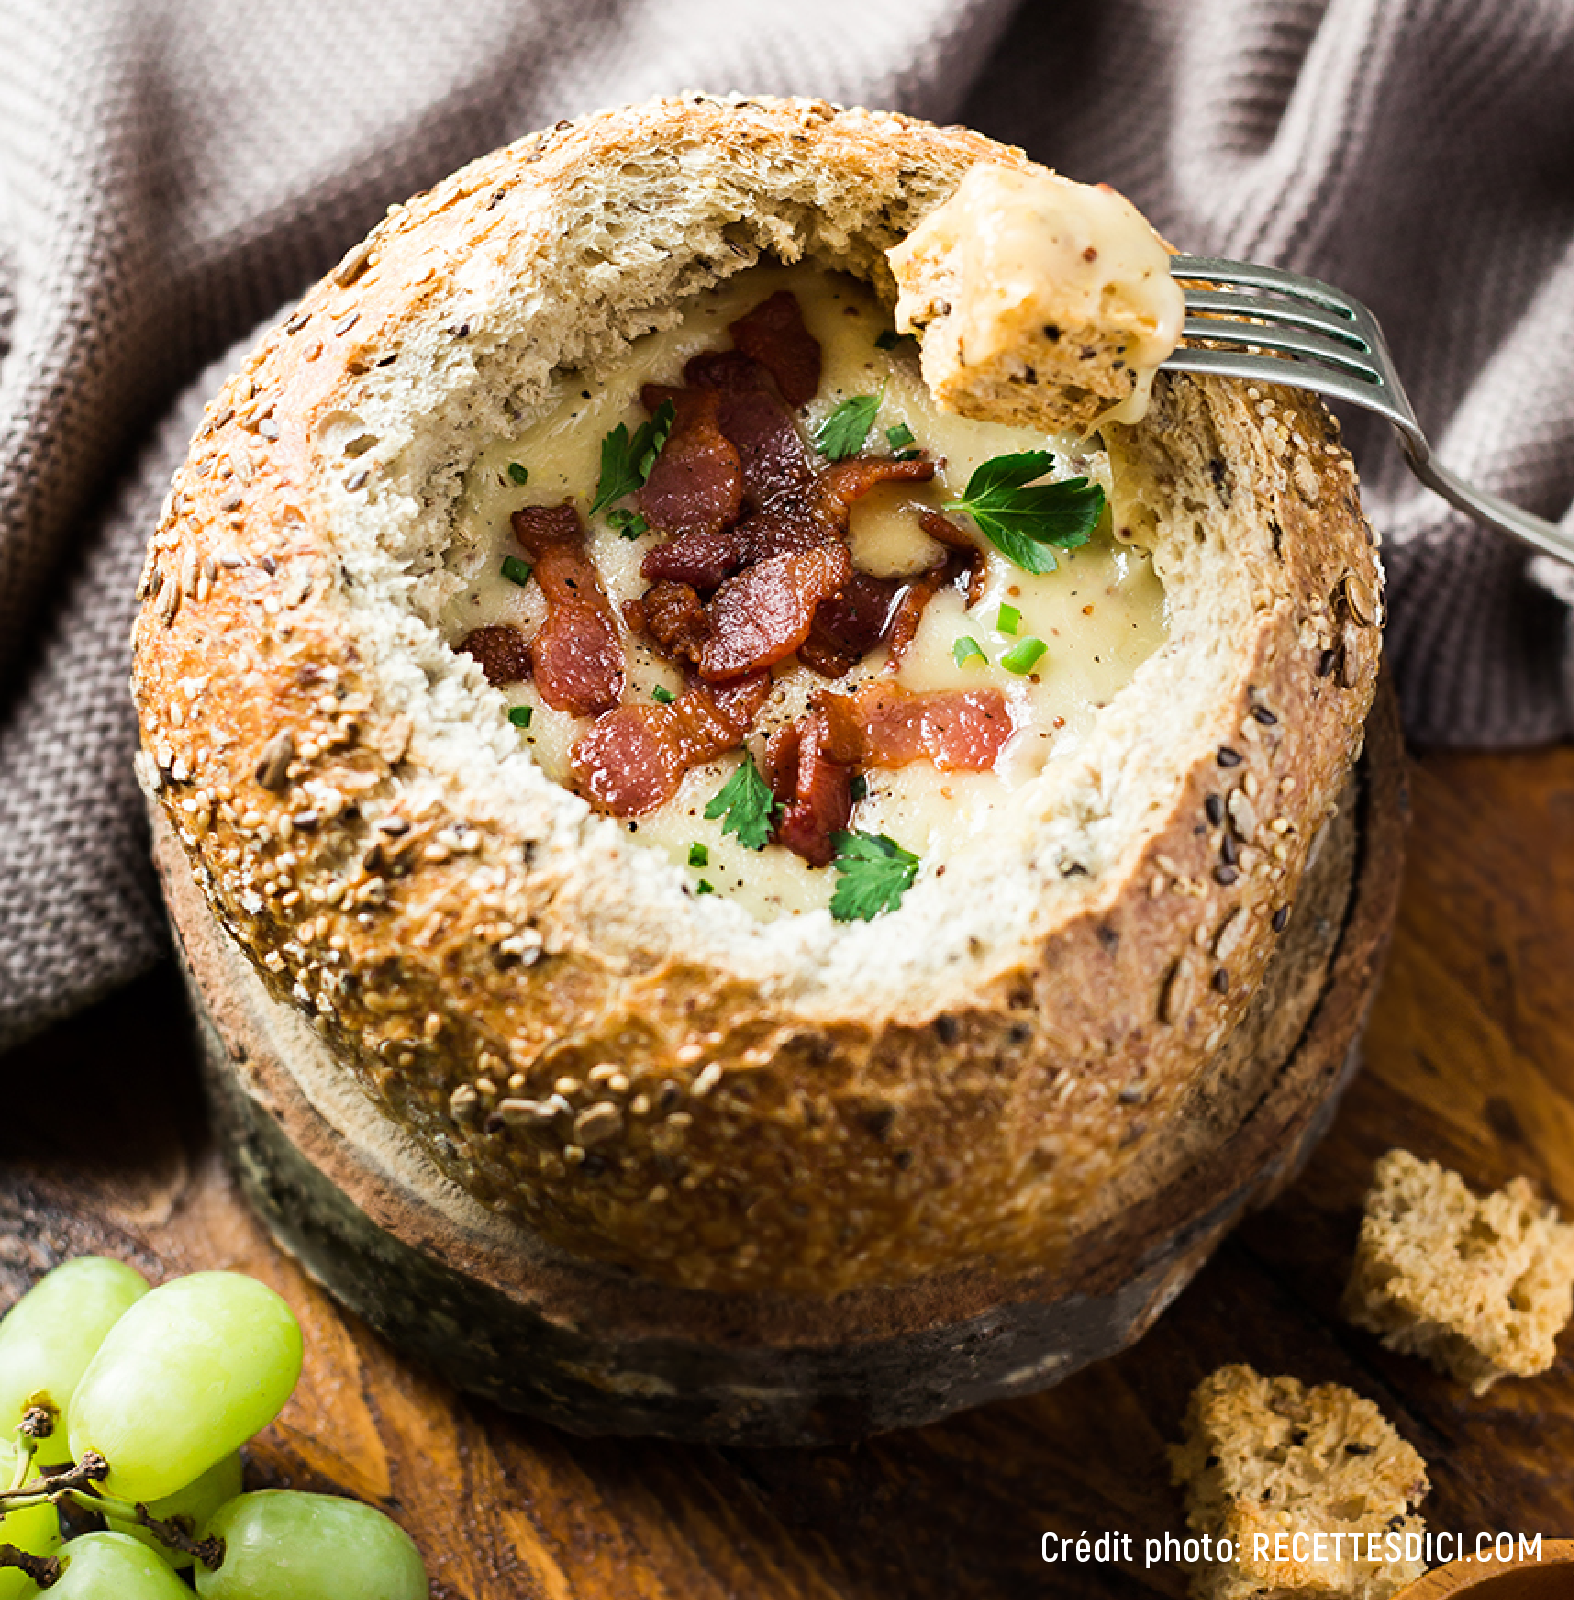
17,1405,55,1444
0,1541,61,1588
113,1501,225,1572
0,1450,107,1507
5,1436,31,1494
0,1452,227,1571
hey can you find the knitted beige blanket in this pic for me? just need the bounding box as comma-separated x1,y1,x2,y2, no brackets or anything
2,0,1570,1048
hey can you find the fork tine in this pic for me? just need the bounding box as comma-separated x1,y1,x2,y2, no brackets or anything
1167,255,1574,570
1179,317,1379,379
1170,255,1358,317
1180,288,1370,351
1165,253,1414,424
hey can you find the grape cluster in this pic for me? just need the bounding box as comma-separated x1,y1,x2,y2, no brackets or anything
0,1258,428,1598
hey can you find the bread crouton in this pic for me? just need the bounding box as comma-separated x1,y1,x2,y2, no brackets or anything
1171,1363,1428,1600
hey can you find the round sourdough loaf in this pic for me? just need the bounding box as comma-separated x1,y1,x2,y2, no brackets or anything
131,94,1382,1297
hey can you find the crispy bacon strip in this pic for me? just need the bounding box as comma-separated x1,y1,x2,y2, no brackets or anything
458,623,532,687
638,505,831,595
765,711,852,867
572,673,771,816
642,452,938,594
625,580,711,666
699,543,853,682
804,538,976,678
729,290,822,408
684,350,818,509
818,682,1011,771
919,509,987,609
882,539,986,671
636,387,743,537
511,503,624,716
640,526,746,591
800,570,904,678
818,456,936,526
882,572,944,673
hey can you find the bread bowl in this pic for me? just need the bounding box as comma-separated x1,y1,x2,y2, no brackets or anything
131,95,1389,1425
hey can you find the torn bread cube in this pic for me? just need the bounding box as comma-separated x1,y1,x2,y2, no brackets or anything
886,163,1184,433
1171,1364,1428,1600
1343,1147,1574,1395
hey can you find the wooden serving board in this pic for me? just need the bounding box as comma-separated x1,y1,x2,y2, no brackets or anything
4,736,1573,1598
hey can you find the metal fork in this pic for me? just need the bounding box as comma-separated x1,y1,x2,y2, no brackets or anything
1163,256,1574,568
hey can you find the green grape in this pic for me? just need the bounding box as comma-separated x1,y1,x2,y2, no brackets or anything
0,1257,148,1466
0,1444,61,1600
195,1491,428,1600
68,1272,302,1502
16,1531,189,1598
105,1449,244,1569
25,1529,186,1598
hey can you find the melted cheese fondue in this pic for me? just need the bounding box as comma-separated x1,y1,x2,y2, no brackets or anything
441,266,1168,918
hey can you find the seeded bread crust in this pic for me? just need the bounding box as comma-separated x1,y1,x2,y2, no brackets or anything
129,93,1382,1296
1171,1364,1428,1600
1344,1148,1574,1394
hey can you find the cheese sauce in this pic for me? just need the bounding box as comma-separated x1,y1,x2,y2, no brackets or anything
441,266,1168,918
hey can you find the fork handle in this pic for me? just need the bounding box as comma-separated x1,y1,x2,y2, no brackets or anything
1395,431,1574,568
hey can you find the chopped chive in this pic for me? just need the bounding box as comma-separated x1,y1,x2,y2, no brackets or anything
508,705,534,728
996,603,1021,635
501,555,533,587
651,685,676,705
688,843,709,868
952,635,987,668
849,773,869,802
607,507,649,539
1001,637,1048,675
696,879,715,895
506,462,530,486
886,422,916,451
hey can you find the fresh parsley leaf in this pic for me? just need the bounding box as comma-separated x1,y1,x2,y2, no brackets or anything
508,705,533,729
814,392,882,461
506,462,530,486
829,830,920,922
651,685,676,705
952,635,987,668
950,452,1105,574
607,507,650,539
501,555,533,587
703,753,779,850
591,399,675,514
1001,636,1048,675
886,422,916,451
996,603,1021,636
688,842,709,868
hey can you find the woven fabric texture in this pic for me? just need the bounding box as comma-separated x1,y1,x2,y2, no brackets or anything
1,0,1570,1049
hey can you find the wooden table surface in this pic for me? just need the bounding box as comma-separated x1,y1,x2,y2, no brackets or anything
3,744,1572,1599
